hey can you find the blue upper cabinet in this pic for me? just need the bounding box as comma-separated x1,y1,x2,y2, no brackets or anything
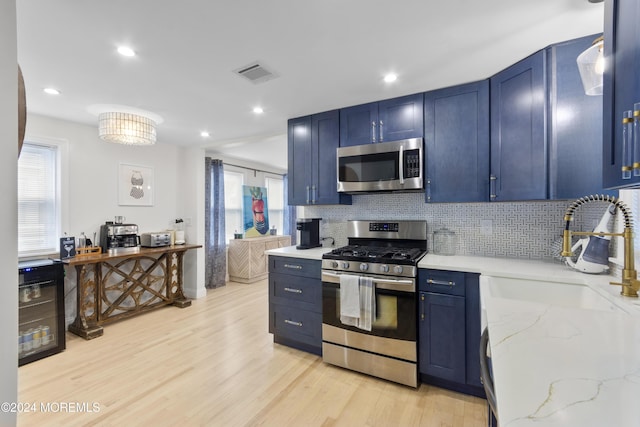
547,35,617,199
339,93,424,146
424,81,490,203
603,0,640,189
490,51,547,201
287,110,351,206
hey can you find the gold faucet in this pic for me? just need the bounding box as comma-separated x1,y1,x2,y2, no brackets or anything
562,195,640,297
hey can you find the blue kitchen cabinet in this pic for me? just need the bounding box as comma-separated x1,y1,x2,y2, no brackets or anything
603,0,640,189
268,256,322,355
287,110,351,206
424,81,490,203
339,93,424,146
547,35,617,199
490,50,547,201
418,269,484,397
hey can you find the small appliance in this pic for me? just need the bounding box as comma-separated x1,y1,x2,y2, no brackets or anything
140,232,172,248
565,205,616,274
336,138,423,193
296,218,322,249
99,222,140,252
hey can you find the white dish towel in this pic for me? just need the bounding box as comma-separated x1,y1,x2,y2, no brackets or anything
339,274,360,327
358,276,375,331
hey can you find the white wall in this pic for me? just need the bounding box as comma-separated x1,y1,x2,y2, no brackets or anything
1,1,18,425
25,114,206,321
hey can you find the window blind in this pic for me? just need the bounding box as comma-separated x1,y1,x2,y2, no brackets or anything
18,143,59,255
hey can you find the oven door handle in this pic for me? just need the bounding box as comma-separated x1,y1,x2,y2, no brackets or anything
321,271,415,292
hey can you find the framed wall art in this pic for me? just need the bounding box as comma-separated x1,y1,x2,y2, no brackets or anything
118,163,154,206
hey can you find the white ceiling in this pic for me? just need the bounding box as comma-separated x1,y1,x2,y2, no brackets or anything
16,0,604,172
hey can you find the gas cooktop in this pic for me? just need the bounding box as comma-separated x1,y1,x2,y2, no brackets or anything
323,245,427,265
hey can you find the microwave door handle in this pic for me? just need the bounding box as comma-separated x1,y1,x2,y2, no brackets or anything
399,145,405,185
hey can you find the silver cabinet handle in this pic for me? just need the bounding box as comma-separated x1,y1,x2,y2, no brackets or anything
379,120,384,141
426,178,432,202
427,278,455,287
489,175,497,200
284,319,303,327
306,185,310,204
284,264,303,270
372,121,377,143
311,184,317,204
284,287,303,294
420,293,425,321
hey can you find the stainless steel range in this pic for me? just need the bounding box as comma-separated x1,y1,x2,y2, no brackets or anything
321,220,427,387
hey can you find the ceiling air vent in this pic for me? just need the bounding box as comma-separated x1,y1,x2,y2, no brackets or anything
234,62,278,84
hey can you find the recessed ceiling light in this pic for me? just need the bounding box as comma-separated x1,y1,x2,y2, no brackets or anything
117,46,136,57
200,131,210,138
43,88,60,95
253,107,264,114
384,73,398,83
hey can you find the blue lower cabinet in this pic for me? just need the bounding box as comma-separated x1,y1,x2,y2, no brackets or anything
268,256,322,355
418,269,484,397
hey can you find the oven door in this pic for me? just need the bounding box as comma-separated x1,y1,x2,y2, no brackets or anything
321,270,416,342
336,138,423,193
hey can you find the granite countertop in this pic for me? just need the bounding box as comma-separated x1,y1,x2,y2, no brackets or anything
265,245,332,260
422,254,640,427
268,249,640,425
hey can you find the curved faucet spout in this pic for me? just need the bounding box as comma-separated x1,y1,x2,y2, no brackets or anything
562,194,639,298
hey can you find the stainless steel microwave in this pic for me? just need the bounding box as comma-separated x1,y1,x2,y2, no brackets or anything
336,138,423,193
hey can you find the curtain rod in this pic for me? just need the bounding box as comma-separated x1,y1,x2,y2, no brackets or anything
223,162,285,177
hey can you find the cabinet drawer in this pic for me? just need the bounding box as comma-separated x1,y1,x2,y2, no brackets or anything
269,304,322,348
418,269,466,296
268,256,321,279
269,273,321,311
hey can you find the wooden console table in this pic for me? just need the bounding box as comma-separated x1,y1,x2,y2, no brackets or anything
64,244,201,339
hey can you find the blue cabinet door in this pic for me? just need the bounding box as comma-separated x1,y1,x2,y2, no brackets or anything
548,35,617,199
603,0,640,188
464,274,482,388
418,291,466,383
424,81,490,203
288,112,351,206
378,93,424,143
287,116,312,205
339,102,378,146
311,110,351,205
340,94,424,146
490,50,547,201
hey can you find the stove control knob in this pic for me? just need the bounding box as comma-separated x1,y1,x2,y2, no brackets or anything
393,265,403,274
359,263,369,272
331,261,339,269
380,264,390,273
341,262,350,269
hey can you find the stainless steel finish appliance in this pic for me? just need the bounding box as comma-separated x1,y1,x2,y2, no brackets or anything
140,232,171,247
321,220,428,387
336,138,423,193
99,222,140,252
296,218,322,249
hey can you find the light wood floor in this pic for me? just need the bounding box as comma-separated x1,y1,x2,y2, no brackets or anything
18,280,488,427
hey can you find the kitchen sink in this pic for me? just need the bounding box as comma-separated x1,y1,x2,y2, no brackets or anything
485,276,620,312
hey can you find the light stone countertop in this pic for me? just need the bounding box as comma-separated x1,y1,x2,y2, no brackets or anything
268,249,640,425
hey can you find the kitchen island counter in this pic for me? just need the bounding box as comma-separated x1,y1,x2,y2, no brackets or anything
428,254,640,426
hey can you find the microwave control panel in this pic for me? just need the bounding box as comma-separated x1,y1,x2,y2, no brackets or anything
403,149,421,178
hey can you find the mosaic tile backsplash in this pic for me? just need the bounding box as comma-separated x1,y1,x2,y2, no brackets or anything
302,192,610,261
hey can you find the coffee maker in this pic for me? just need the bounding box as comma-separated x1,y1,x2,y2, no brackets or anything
99,222,140,252
296,218,322,249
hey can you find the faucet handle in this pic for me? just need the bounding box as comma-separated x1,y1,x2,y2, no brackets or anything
610,279,640,298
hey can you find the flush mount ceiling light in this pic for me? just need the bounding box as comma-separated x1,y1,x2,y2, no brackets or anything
200,131,210,138
89,104,163,146
577,36,604,96
384,73,398,83
117,46,136,57
43,88,60,95
253,107,264,114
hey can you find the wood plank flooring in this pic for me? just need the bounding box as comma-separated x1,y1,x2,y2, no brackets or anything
18,280,488,427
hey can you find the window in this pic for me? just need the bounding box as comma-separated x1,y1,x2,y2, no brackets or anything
224,170,244,242
265,175,284,235
18,142,60,256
